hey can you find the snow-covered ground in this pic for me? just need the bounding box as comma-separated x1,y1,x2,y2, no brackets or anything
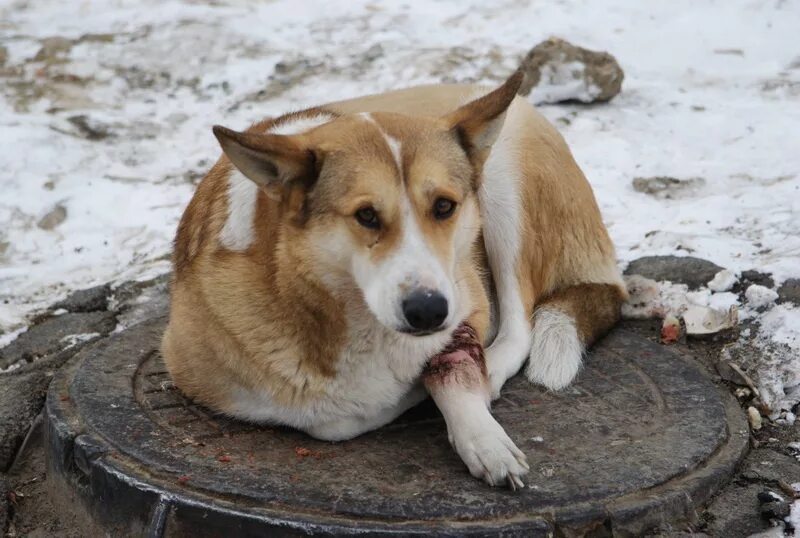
1,2,798,408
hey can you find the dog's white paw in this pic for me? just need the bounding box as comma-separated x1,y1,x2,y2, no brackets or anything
525,308,583,391
449,416,529,489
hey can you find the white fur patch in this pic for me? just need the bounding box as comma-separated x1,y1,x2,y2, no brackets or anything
269,112,334,135
219,170,258,251
525,307,584,391
384,133,402,170
219,113,335,251
359,112,403,171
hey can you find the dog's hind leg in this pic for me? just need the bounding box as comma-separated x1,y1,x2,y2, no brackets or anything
422,323,528,489
525,283,626,390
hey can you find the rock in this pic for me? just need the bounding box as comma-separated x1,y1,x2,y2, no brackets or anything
748,406,763,431
518,37,624,104
705,483,770,537
0,367,51,471
33,36,73,62
708,270,738,292
760,500,790,520
52,284,110,313
66,115,112,141
739,270,775,291
111,273,171,329
777,278,800,305
624,256,724,290
0,474,7,532
0,311,116,370
632,176,706,200
37,204,67,230
743,449,800,484
745,284,779,309
0,45,7,67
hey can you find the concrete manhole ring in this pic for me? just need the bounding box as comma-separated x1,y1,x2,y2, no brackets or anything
46,315,748,536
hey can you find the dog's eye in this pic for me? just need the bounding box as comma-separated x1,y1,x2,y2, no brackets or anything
433,198,457,220
355,206,380,229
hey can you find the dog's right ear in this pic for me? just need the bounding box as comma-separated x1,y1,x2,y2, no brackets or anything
212,126,316,200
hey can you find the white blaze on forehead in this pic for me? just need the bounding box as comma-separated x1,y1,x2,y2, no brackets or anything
359,113,403,172
219,112,335,252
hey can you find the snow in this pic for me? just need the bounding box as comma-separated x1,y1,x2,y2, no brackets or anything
746,285,779,309
708,270,737,293
0,1,798,409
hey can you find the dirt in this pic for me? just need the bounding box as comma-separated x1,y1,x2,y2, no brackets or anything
2,422,96,538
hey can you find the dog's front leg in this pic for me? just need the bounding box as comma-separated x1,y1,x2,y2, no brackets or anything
422,323,529,489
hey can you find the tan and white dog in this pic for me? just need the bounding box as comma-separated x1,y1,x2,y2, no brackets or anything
162,71,626,489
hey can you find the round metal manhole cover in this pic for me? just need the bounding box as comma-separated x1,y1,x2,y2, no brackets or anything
46,315,747,537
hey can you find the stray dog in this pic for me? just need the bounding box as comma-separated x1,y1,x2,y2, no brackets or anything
162,71,626,488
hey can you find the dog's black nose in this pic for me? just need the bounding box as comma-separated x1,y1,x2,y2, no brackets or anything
402,289,448,333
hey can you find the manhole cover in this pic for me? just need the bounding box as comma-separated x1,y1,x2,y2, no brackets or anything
46,316,747,537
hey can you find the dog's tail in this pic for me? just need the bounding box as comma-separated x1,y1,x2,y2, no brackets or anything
525,283,626,390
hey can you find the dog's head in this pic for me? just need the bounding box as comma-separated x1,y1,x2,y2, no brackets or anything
214,72,521,337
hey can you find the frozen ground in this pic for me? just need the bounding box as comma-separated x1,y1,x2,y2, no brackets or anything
0,2,798,408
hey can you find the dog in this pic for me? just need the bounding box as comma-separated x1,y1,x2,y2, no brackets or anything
162,71,626,489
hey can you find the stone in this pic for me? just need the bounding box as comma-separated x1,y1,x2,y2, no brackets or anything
742,449,800,484
37,204,67,230
704,483,769,537
632,176,706,200
738,270,775,291
777,278,800,305
0,474,7,533
0,367,51,471
52,284,110,313
759,500,790,520
624,256,724,290
0,311,116,370
518,37,624,104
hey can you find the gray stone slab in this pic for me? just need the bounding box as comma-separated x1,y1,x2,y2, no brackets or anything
0,311,116,370
778,278,800,305
52,284,110,313
45,316,748,537
625,255,724,289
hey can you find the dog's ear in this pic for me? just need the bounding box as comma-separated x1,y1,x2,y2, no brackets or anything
442,70,523,161
212,126,316,200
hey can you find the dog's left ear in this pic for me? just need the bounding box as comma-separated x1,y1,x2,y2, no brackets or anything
442,70,523,161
